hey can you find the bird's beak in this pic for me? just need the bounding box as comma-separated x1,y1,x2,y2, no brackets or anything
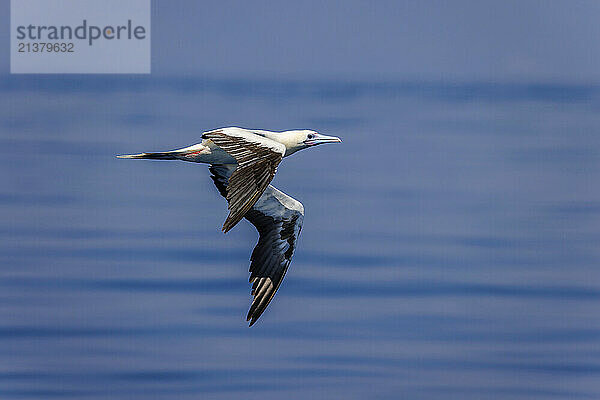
304,133,342,146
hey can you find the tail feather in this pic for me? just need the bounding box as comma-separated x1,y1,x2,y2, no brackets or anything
116,152,177,160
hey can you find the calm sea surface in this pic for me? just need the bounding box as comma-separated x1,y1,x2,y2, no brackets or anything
0,77,599,399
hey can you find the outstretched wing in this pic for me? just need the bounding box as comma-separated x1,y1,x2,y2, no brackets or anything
210,165,304,326
203,129,286,233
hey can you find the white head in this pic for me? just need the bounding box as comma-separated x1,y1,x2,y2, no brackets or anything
257,129,342,157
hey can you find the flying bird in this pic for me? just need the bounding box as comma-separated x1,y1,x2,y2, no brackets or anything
117,127,341,326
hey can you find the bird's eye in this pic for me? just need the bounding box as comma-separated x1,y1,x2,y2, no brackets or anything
307,134,315,139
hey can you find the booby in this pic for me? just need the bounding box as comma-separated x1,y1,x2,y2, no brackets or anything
117,127,341,326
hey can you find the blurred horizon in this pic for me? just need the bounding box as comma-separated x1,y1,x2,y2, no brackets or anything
2,1,600,82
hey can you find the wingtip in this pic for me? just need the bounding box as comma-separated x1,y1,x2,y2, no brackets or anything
221,218,235,233
246,309,258,326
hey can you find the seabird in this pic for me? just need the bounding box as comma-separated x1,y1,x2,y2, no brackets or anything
118,127,341,326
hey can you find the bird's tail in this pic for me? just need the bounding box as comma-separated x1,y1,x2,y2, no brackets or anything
117,143,208,161
116,151,178,160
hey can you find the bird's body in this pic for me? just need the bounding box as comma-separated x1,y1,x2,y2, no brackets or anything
118,127,341,325
119,127,316,164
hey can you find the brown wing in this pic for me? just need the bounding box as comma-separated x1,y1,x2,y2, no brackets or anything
210,166,304,326
203,129,285,233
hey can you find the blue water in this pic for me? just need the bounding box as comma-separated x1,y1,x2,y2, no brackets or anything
1,76,599,399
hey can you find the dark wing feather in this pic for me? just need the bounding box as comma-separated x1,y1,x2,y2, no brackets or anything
209,166,304,326
203,129,285,233
245,206,302,326
209,164,235,197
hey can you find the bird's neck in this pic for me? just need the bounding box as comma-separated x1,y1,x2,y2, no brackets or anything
252,130,305,157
